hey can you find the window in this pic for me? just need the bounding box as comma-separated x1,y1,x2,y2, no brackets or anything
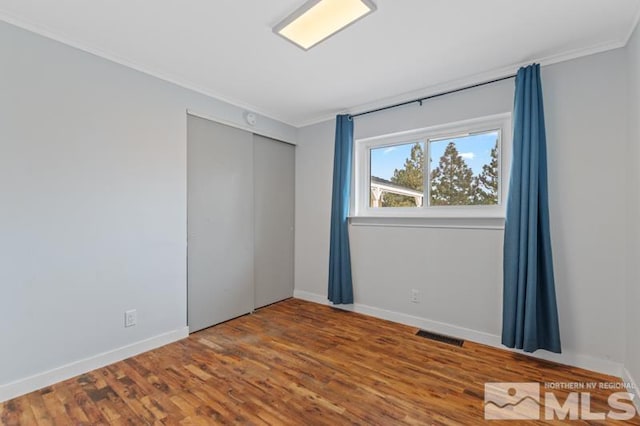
354,114,511,218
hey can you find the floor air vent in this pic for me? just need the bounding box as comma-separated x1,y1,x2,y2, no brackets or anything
416,330,464,347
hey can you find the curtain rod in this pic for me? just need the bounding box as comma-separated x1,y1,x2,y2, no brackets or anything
349,74,516,120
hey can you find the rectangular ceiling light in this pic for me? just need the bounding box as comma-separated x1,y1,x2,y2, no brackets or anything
274,0,377,50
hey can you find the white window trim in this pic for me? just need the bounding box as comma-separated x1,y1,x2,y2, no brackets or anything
352,113,512,220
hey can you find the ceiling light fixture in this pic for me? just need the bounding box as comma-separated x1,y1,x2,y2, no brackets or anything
273,0,377,50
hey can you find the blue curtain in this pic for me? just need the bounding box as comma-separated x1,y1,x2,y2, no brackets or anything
328,115,354,304
502,64,561,353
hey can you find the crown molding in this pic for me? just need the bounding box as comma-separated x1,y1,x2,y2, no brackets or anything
297,37,628,128
1,8,635,129
0,10,298,128
624,4,640,46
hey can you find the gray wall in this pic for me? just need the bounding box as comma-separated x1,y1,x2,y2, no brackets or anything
2,11,637,392
626,22,640,388
0,20,295,386
295,48,629,372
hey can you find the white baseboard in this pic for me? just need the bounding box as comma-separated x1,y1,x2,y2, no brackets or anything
0,327,189,403
623,368,640,413
293,290,624,378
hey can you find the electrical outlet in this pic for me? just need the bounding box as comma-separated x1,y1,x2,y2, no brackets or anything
411,289,420,303
125,309,137,327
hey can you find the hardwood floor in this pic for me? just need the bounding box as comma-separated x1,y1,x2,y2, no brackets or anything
1,299,638,425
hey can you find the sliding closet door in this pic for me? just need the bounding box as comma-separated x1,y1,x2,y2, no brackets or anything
253,135,295,308
187,115,254,332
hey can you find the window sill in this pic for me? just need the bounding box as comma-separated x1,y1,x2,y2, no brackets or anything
348,216,505,230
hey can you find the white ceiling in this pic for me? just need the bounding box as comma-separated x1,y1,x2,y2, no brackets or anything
1,0,639,127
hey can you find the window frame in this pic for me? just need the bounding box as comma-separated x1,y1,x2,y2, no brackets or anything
353,113,512,219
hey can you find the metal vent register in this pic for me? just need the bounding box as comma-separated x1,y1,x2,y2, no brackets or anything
416,330,464,347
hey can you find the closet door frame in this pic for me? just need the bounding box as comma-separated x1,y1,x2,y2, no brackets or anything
187,113,296,332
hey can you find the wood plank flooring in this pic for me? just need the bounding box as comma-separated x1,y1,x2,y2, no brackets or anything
1,299,638,425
